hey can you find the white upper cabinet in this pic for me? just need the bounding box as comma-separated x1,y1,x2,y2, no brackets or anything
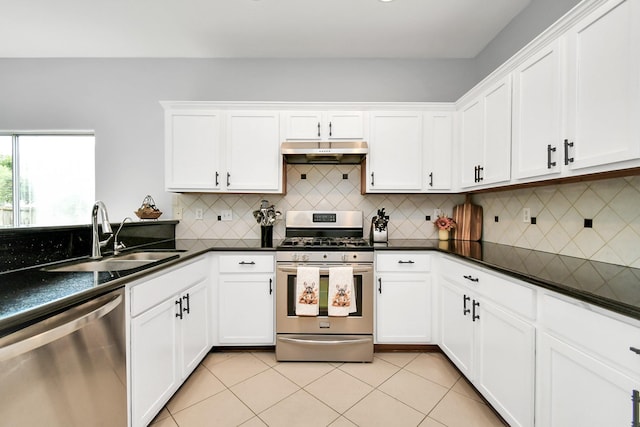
512,39,563,180
165,110,223,191
226,111,282,192
459,75,512,189
163,104,283,193
367,111,424,192
283,111,364,140
424,111,454,191
564,0,640,171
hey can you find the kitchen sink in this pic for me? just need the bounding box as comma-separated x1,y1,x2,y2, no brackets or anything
44,251,182,273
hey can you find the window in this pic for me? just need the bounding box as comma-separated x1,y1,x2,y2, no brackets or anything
0,133,95,227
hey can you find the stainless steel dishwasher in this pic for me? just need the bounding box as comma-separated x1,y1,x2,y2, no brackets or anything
0,287,126,427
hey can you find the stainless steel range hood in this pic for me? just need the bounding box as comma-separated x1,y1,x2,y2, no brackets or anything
281,141,367,164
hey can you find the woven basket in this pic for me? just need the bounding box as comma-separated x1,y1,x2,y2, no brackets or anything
135,195,162,220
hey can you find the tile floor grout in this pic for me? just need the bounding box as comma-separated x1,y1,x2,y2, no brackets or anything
150,351,508,427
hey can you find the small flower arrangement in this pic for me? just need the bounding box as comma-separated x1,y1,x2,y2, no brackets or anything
434,213,456,231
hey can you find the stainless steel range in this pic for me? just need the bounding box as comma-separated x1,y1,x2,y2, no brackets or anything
276,211,374,362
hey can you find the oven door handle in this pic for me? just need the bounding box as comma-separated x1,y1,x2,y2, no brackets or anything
277,267,372,274
277,336,372,345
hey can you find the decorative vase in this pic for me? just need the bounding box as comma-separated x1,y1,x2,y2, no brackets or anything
438,229,449,241
261,225,273,248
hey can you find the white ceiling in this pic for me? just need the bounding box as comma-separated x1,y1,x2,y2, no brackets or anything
1,0,531,59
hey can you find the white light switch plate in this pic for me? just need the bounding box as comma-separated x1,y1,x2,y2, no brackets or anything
195,208,204,220
221,210,233,221
523,208,531,223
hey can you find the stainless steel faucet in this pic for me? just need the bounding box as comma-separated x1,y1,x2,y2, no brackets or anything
91,201,113,259
113,217,133,255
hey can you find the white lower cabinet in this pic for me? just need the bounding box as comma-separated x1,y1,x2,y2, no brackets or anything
217,254,275,345
537,293,640,427
375,252,432,344
129,256,210,427
438,258,535,427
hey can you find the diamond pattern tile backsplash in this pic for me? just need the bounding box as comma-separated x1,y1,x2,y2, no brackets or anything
175,165,464,242
175,167,640,268
474,175,640,268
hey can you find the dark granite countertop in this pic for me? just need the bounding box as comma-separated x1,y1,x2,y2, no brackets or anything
1,238,638,338
0,239,276,337
378,239,640,321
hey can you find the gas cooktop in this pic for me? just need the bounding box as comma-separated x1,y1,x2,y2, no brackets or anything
279,236,371,249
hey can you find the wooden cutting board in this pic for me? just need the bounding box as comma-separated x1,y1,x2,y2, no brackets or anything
452,194,483,241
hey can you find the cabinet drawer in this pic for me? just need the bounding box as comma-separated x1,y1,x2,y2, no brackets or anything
376,253,431,272
438,257,535,320
541,293,640,378
219,254,274,273
130,257,209,317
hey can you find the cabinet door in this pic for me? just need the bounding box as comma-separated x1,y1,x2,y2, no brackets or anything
131,298,179,427
368,112,423,192
218,273,274,344
459,99,484,188
512,40,563,180
284,111,323,140
165,111,222,191
439,280,474,377
226,111,281,192
538,332,639,427
475,299,535,427
482,75,512,186
376,274,432,344
179,279,210,379
565,0,640,170
424,111,453,190
326,111,365,139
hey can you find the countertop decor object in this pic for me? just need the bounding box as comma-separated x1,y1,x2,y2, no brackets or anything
134,195,162,220
451,194,482,241
252,200,281,247
434,213,455,240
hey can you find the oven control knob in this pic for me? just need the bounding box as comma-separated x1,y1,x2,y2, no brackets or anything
301,254,309,262
341,254,348,262
292,253,299,262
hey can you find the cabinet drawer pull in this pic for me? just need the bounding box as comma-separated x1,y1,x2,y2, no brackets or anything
175,299,183,319
463,275,479,282
630,347,640,355
329,121,332,137
463,294,471,316
215,171,219,186
269,278,273,295
428,172,433,187
478,166,484,182
317,122,321,137
227,172,231,186
472,300,480,322
398,260,415,264
371,172,375,186
239,261,256,265
378,278,382,294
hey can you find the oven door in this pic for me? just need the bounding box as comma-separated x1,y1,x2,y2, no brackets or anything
275,263,373,335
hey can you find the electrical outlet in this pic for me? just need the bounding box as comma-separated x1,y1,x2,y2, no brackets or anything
221,210,233,221
195,208,204,220
522,208,531,223
175,207,183,220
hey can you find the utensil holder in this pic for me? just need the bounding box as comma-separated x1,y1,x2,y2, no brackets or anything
261,225,273,248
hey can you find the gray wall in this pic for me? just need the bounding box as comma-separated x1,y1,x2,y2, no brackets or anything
474,0,582,80
0,0,579,222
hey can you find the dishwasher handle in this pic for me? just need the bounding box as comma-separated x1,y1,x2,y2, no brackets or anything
0,291,122,362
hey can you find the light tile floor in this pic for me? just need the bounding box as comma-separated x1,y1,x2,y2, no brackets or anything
150,351,508,427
